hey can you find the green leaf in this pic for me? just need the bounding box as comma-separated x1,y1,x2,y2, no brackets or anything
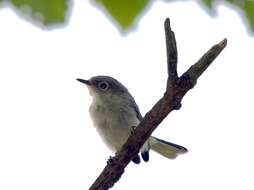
202,0,213,9
226,0,254,32
243,1,254,31
10,0,69,26
95,0,150,30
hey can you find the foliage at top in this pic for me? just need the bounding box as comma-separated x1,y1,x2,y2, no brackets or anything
0,0,68,27
0,0,253,32
95,0,150,30
202,0,254,31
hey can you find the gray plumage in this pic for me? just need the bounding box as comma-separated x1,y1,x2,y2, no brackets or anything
77,76,188,163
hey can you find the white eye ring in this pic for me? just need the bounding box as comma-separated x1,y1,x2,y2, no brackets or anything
98,81,109,90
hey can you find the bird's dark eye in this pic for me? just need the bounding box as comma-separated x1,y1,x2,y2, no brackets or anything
98,81,109,90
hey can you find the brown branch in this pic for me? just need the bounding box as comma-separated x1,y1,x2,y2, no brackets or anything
165,18,178,85
89,18,227,190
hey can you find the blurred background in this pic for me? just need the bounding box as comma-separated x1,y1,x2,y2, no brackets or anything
0,0,254,189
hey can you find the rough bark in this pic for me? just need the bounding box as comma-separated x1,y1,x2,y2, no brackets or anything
89,18,227,190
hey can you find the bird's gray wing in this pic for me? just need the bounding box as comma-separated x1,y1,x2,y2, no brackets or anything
128,95,143,121
128,94,150,162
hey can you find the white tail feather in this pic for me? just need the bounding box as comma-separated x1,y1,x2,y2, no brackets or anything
149,136,188,159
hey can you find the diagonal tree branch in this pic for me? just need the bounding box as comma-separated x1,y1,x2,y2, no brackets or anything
89,18,227,190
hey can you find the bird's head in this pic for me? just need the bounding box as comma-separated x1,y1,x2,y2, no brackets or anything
77,76,129,103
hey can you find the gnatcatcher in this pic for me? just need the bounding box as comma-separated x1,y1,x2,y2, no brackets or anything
77,76,187,164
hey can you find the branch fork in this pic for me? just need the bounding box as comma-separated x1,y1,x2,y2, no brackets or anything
89,18,227,190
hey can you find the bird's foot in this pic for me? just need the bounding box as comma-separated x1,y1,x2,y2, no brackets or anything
107,156,114,165
130,126,137,135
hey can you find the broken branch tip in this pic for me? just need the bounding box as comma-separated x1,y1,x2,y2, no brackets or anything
219,38,227,47
164,18,171,28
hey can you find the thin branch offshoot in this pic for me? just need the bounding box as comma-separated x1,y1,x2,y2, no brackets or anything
89,18,227,190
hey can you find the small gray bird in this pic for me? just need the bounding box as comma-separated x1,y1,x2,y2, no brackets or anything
77,76,187,164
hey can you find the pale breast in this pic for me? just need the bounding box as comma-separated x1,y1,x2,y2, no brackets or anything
89,99,140,152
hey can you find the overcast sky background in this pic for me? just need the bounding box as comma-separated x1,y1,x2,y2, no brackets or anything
0,0,254,190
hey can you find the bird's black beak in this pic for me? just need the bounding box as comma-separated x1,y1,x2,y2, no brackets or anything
76,78,91,85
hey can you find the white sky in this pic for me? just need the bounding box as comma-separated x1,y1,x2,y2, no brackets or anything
0,1,254,190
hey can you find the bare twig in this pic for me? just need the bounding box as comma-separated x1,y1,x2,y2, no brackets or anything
89,18,227,190
165,18,178,85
